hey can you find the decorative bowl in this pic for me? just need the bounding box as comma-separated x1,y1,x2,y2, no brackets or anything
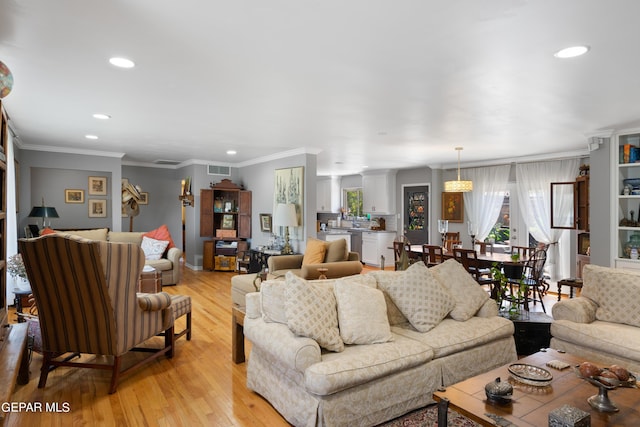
573,365,637,412
508,363,553,386
623,178,640,188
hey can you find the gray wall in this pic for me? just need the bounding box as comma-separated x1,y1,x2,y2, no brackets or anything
589,140,611,267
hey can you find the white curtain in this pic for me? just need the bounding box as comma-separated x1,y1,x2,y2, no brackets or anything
6,130,18,303
462,165,510,241
515,158,581,281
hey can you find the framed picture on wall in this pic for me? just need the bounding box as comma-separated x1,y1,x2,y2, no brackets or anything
88,176,107,195
88,199,107,218
65,189,84,204
442,192,464,223
260,213,272,232
139,192,149,205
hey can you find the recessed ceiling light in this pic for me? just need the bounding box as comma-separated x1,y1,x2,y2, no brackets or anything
554,46,590,59
85,134,99,140
109,57,135,68
93,113,111,120
226,150,237,155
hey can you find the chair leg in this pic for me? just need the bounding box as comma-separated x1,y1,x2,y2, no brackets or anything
166,325,175,358
109,356,122,394
38,351,53,389
186,312,192,341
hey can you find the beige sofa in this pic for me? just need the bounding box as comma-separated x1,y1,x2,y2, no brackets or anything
244,260,517,427
550,264,640,373
52,228,182,285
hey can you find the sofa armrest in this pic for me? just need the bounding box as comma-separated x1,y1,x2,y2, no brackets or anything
347,251,360,262
244,317,321,373
165,247,182,283
268,254,304,272
300,261,363,279
552,297,597,323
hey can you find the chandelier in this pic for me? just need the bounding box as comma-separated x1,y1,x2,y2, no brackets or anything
444,147,473,192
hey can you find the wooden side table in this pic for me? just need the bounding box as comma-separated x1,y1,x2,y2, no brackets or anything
557,278,583,301
232,305,246,363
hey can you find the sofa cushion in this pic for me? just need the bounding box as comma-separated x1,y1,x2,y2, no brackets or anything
581,264,640,327
145,258,172,271
304,334,433,396
324,238,348,262
143,224,176,249
335,279,392,345
392,316,515,359
141,236,170,260
59,228,109,241
368,270,409,326
384,262,455,333
430,259,490,321
302,238,327,265
108,231,144,245
284,272,344,352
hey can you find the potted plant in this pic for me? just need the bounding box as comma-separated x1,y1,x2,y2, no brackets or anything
490,262,526,319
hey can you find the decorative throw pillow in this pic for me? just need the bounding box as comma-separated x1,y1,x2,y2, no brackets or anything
384,262,455,332
368,270,409,326
334,280,392,344
140,236,170,260
40,227,56,236
581,264,640,327
430,259,490,321
284,271,344,352
143,224,176,249
302,238,327,265
324,238,348,262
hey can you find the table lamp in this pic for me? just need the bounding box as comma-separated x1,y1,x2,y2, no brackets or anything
274,203,298,255
29,197,59,228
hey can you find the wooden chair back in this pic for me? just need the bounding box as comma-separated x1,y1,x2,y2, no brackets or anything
421,245,443,266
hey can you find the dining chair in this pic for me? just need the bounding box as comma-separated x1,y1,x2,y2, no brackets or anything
521,248,548,312
452,248,495,291
511,245,535,259
393,240,411,270
421,244,443,267
443,239,463,252
475,240,494,255
19,233,175,394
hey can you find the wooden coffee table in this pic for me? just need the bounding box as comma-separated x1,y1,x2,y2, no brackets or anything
433,349,640,426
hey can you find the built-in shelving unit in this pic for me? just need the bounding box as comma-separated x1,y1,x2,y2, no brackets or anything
613,130,640,270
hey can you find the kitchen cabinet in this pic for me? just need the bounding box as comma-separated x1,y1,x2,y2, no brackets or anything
317,178,332,212
612,130,640,270
362,231,395,267
362,170,396,214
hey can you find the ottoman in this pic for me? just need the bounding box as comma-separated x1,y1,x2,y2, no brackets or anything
170,294,192,341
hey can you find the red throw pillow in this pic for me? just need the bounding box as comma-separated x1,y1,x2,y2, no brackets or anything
143,224,176,249
40,227,56,236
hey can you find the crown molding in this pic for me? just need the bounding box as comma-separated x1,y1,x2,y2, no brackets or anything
19,143,125,158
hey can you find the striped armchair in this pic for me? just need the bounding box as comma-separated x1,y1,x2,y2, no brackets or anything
19,234,175,394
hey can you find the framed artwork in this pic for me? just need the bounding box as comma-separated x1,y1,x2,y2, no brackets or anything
139,192,149,205
221,214,235,230
65,189,85,204
274,166,304,236
224,201,233,212
442,192,464,223
88,199,107,218
88,176,107,195
260,213,272,232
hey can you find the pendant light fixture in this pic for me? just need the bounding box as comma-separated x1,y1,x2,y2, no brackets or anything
444,147,473,192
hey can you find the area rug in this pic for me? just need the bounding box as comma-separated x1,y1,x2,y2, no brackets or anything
378,404,481,427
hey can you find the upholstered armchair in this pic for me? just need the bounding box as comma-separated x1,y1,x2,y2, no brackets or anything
19,234,175,394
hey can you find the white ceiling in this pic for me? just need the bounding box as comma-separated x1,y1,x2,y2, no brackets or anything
1,0,639,176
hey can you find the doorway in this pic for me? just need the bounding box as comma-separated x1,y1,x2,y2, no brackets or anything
403,185,429,245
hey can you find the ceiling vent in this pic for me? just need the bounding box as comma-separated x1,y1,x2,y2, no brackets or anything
207,164,231,176
153,159,181,166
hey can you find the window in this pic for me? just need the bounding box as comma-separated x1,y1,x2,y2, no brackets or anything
343,188,363,218
488,191,510,243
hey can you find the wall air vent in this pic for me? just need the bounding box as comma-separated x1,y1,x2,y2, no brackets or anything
153,159,181,165
207,164,231,176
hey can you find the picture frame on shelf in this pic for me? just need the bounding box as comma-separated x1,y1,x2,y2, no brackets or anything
65,189,84,204
260,213,272,232
221,214,235,230
224,201,232,212
88,199,107,218
442,192,464,223
88,176,107,195
139,192,149,205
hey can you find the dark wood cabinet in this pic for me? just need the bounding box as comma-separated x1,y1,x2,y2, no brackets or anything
200,179,251,270
576,175,589,232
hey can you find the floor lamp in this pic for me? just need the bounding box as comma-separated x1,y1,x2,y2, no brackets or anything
274,203,298,255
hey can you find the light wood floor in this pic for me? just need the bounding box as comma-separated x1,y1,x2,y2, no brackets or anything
5,264,566,426
5,265,290,427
